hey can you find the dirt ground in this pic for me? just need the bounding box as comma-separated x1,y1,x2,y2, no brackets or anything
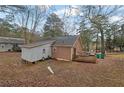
0,52,124,87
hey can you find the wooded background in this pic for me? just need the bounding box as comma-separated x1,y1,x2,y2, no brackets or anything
0,5,124,53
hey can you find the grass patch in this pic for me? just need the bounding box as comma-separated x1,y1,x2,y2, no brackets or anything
108,54,124,58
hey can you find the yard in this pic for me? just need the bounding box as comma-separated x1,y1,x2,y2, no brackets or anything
0,52,124,87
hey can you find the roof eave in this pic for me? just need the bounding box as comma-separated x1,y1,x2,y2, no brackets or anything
20,41,55,48
52,45,73,47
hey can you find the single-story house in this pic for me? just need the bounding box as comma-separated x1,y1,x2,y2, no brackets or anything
0,37,24,52
51,35,82,61
20,35,83,62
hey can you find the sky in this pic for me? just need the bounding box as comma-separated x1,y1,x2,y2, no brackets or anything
1,5,124,35
46,5,124,34
51,5,83,34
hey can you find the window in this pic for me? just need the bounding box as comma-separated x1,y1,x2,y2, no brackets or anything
2,45,4,48
43,49,46,54
1,44,4,48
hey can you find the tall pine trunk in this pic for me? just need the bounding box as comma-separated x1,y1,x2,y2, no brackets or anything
100,29,105,54
96,33,99,50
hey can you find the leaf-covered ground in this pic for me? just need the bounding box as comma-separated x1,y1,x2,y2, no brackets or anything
0,52,124,87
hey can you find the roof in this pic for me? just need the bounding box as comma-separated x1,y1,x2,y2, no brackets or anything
20,40,55,48
21,35,79,48
0,37,24,44
52,35,79,47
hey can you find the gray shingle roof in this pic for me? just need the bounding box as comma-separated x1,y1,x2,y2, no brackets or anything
52,35,79,47
20,40,55,48
0,37,24,44
21,35,79,48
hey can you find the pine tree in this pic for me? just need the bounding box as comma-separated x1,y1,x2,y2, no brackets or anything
43,13,64,38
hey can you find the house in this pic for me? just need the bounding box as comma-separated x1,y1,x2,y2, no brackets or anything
0,37,24,52
20,35,83,62
51,35,82,61
20,40,55,62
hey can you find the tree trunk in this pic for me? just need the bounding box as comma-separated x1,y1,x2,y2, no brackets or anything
29,22,37,43
87,42,89,51
24,10,30,44
100,29,105,54
120,46,122,52
96,33,99,50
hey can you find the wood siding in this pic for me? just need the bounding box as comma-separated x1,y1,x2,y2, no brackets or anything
52,36,83,61
52,46,71,61
73,37,82,56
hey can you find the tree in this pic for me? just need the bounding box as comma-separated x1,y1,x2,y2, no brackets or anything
0,19,23,37
14,5,32,44
105,28,113,52
105,23,120,52
43,13,64,38
0,21,13,36
79,5,122,54
0,5,49,43
0,5,25,22
112,24,124,51
0,5,28,40
14,5,48,43
78,20,92,51
29,6,47,43
80,29,92,51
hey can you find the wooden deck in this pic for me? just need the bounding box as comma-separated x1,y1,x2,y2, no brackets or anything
73,56,97,63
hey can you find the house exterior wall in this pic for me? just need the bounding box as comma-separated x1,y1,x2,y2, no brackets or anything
52,36,83,61
52,46,72,61
21,43,52,62
73,37,82,56
0,43,13,52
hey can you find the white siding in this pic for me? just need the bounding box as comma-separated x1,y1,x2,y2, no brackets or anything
21,48,31,61
21,43,52,62
0,44,13,52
